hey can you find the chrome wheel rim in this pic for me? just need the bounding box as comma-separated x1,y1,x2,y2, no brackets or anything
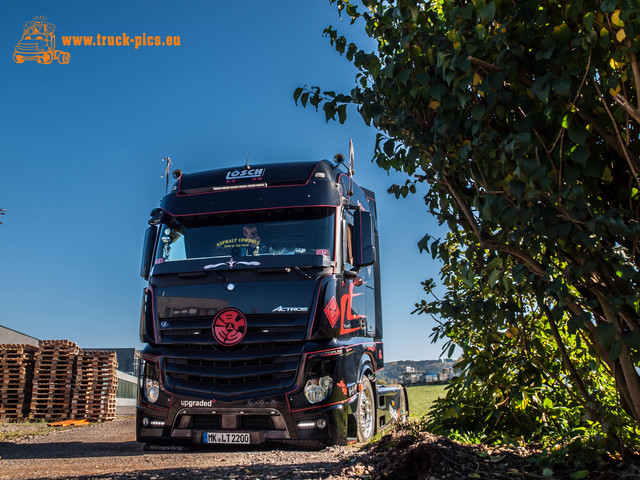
359,386,374,439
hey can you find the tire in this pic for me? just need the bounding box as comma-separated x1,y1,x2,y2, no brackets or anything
397,387,408,424
356,376,376,442
13,54,24,64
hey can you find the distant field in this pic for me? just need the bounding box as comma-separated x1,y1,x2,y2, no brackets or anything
406,384,448,419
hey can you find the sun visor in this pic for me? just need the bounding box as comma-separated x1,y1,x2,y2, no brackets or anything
174,161,329,195
159,160,341,216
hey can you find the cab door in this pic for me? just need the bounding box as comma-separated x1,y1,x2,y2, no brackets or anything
341,210,374,337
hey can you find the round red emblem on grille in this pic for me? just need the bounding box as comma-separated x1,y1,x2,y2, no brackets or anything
212,308,247,346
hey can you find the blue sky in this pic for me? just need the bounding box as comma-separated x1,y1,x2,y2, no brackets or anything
0,1,447,362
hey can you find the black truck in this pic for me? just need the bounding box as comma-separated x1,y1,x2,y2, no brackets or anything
137,157,407,446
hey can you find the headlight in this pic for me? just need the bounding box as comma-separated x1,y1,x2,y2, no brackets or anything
141,357,161,404
145,378,160,403
304,376,334,404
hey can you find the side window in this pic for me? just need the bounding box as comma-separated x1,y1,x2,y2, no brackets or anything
157,225,186,262
344,212,354,269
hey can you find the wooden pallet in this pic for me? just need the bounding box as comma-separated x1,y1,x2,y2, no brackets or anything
0,341,122,423
0,391,30,399
0,344,38,354
38,340,80,349
0,344,37,421
70,351,118,422
26,341,79,420
71,409,116,421
29,409,71,421
0,413,25,421
71,406,116,417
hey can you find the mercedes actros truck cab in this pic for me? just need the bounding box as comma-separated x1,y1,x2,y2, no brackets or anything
137,157,407,447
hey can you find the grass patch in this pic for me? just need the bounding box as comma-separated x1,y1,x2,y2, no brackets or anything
0,420,56,442
406,384,447,419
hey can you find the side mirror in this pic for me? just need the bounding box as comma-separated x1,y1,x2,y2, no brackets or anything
140,225,158,280
354,209,376,268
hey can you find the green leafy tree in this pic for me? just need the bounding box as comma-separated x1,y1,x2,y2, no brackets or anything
296,0,640,447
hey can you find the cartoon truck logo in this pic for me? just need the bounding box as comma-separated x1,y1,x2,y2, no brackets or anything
13,18,70,65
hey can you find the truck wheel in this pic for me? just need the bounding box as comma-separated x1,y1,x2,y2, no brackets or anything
13,54,24,64
356,376,375,442
397,387,408,423
57,52,70,64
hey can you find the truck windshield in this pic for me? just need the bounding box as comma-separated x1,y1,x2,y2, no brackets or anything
155,207,335,263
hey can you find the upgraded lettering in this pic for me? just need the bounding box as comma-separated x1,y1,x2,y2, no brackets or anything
180,399,214,408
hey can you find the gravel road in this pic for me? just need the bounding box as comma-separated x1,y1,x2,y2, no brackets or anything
0,418,362,480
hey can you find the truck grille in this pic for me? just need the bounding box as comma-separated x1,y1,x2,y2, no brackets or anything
157,314,307,397
157,314,308,344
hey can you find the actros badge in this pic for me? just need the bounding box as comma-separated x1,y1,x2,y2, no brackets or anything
212,308,247,346
272,306,308,313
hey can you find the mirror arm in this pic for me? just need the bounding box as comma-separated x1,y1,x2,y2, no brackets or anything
343,269,359,278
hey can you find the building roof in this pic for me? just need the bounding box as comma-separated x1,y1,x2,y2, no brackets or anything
0,325,39,346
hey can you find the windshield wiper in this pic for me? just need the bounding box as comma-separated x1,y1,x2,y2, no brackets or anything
209,270,229,283
256,266,311,279
178,270,229,283
292,266,311,279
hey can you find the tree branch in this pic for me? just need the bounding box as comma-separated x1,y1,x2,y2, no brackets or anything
540,302,595,412
591,80,640,189
613,94,640,125
468,55,533,87
443,175,548,277
626,39,640,109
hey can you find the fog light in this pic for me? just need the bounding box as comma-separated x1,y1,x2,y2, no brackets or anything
316,418,327,429
142,417,150,427
304,375,334,404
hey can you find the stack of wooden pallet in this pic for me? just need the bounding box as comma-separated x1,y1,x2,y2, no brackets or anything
71,351,118,421
0,344,37,421
0,340,120,422
29,340,80,421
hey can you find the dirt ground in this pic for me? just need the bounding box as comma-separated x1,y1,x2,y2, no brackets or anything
1,417,638,480
0,417,356,480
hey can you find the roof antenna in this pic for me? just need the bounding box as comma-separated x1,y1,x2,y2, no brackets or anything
349,138,355,176
245,149,251,170
160,156,172,194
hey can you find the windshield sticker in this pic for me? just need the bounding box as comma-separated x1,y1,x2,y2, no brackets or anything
225,168,265,182
216,237,260,249
203,258,261,269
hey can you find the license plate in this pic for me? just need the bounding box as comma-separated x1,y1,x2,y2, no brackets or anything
203,432,251,444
